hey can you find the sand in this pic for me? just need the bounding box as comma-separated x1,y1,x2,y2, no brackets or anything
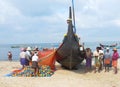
0,60,120,87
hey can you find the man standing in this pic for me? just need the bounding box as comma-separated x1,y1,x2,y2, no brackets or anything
112,48,119,74
8,51,12,61
104,48,111,72
93,47,100,73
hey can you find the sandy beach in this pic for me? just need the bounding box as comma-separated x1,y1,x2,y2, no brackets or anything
0,60,120,87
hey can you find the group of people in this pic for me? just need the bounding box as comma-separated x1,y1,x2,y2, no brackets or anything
8,45,119,75
85,46,119,74
19,47,39,76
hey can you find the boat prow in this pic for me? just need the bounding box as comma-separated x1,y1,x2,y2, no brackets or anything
56,7,85,70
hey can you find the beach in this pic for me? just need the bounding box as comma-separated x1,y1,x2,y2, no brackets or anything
0,60,120,87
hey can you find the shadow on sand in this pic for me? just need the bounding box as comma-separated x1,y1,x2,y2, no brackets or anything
55,62,115,75
55,62,94,74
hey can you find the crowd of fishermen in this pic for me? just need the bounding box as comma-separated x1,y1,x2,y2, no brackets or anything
7,44,119,75
84,46,119,74
19,46,40,76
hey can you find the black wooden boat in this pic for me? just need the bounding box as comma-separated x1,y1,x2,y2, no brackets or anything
56,7,85,69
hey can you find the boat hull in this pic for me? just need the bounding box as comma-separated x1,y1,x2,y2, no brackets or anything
56,6,85,69
56,36,84,69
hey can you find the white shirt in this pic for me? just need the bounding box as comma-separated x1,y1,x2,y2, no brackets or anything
99,50,104,59
99,50,104,54
20,51,27,58
32,54,38,61
93,51,99,57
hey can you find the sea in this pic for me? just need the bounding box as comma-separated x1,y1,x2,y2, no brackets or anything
0,41,120,61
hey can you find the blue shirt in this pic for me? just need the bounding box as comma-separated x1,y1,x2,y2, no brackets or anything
104,52,111,59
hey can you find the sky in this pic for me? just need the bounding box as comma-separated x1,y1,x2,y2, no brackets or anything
0,0,120,44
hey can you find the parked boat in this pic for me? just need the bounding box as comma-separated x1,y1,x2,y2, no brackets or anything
100,43,117,49
56,6,85,69
11,46,20,48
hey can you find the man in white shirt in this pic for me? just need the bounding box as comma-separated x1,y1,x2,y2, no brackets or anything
93,47,100,73
19,48,27,69
32,52,39,76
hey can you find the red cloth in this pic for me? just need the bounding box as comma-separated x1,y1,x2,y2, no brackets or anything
112,60,117,68
112,52,119,60
104,58,110,64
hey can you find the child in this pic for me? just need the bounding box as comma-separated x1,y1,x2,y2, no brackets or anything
32,52,39,76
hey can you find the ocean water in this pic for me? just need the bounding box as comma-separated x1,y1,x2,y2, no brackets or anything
0,41,120,61
0,43,59,61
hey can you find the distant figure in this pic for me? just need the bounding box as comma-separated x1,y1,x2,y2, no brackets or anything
8,51,12,61
32,52,39,76
112,48,119,74
85,48,93,72
103,47,111,72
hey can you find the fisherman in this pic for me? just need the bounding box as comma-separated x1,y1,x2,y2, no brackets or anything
19,48,28,69
26,47,32,61
93,47,100,73
99,47,104,71
112,48,119,74
32,51,39,76
85,48,93,72
8,51,12,61
103,47,111,72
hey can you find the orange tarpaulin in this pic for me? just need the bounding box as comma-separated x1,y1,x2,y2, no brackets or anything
37,49,56,70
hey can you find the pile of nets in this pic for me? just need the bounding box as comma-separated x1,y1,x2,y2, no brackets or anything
12,65,54,77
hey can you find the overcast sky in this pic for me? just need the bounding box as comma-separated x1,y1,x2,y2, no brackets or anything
0,0,120,44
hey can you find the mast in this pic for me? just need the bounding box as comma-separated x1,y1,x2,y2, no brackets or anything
72,0,76,33
69,6,72,19
67,6,72,24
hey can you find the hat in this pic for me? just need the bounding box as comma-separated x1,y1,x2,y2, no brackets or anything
27,47,31,51
113,48,117,51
